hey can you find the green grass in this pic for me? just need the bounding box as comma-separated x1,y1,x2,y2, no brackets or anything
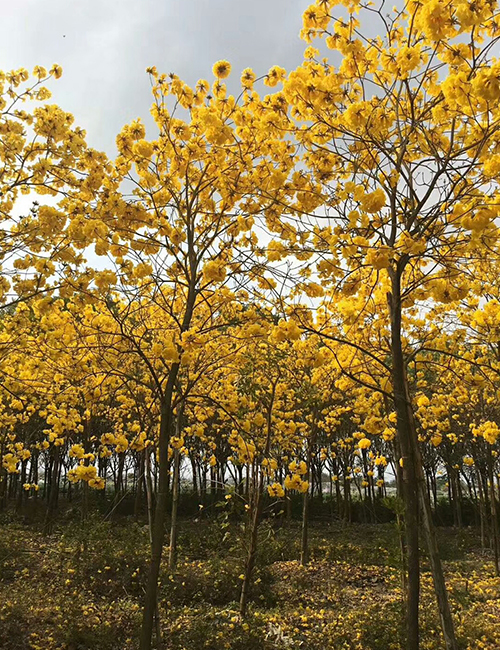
1,514,499,649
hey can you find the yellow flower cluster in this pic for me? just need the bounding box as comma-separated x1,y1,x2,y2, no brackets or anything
202,260,227,284
472,421,500,445
2,453,19,473
284,474,309,493
267,483,285,498
359,189,386,214
69,443,85,459
170,436,185,450
289,460,307,475
270,320,302,342
68,464,105,489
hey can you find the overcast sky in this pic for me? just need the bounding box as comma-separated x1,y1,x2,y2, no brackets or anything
2,0,307,155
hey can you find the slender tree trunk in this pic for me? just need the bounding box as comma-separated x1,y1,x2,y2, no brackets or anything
201,462,207,499
431,469,438,513
115,454,125,502
134,451,145,520
140,374,178,650
301,482,310,566
239,383,276,616
389,271,422,650
285,488,292,522
190,455,198,497
343,477,351,524
447,468,453,518
168,446,181,572
56,455,63,508
425,471,433,513
143,446,161,647
44,449,60,534
389,268,457,650
475,466,487,549
31,451,39,503
210,465,216,496
145,448,154,541
244,465,250,501
301,436,315,565
465,471,478,527
237,465,244,497
416,469,458,650
316,462,323,502
0,439,7,511
42,455,49,500
239,466,264,617
328,468,333,518
453,469,462,529
395,505,407,596
335,476,342,519
487,446,500,576
240,468,264,616
82,480,89,524
16,459,27,512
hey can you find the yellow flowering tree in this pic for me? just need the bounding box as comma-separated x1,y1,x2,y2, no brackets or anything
60,58,302,648
0,65,107,308
279,0,500,647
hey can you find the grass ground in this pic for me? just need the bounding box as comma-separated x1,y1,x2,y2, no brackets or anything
1,512,500,650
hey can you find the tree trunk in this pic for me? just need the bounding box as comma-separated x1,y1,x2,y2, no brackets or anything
134,452,145,520
190,454,198,497
343,477,351,524
300,483,310,565
31,451,39,503
139,372,178,650
475,465,488,549
431,469,438,513
301,436,315,565
452,469,462,529
16,459,27,512
168,447,181,572
389,272,423,650
487,446,500,576
0,438,7,511
285,488,292,521
416,468,458,650
44,448,60,535
239,383,276,616
389,268,457,650
335,475,342,519
239,466,264,617
145,448,155,542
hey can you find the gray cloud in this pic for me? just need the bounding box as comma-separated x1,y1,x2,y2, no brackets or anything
1,0,306,154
